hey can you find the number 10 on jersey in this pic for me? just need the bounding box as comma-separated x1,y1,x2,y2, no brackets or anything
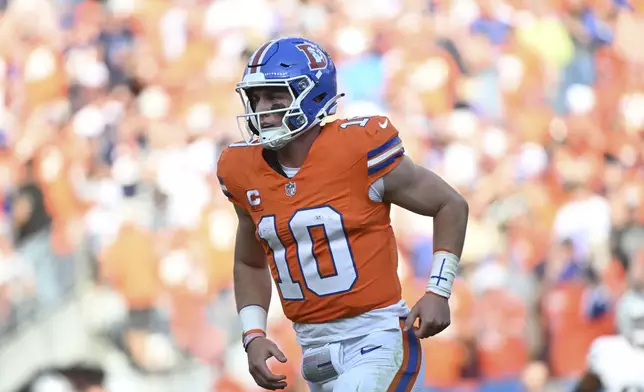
257,206,358,300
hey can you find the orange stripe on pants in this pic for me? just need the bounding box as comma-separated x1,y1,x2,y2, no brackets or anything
387,319,422,392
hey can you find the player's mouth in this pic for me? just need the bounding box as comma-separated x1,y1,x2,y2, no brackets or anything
261,122,280,128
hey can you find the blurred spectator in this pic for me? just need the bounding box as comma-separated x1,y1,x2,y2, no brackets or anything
472,262,528,392
629,249,644,293
12,160,51,246
18,364,105,392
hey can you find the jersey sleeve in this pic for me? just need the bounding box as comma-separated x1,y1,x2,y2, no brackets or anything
216,147,246,209
352,116,405,183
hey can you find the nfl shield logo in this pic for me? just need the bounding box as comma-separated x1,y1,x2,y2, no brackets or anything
285,182,297,197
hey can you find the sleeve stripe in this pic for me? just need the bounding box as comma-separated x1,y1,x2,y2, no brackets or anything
367,141,404,168
222,189,234,198
218,176,234,198
221,184,233,198
367,135,401,159
367,148,405,176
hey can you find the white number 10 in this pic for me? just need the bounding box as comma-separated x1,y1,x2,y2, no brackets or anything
257,206,358,300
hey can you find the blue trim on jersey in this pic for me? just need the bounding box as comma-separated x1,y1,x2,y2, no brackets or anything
367,135,401,159
367,149,405,176
218,176,234,198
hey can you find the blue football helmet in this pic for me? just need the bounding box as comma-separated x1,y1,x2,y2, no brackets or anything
236,37,344,150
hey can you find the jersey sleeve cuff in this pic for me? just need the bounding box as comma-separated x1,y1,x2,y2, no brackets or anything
367,135,405,179
218,176,234,198
218,175,245,208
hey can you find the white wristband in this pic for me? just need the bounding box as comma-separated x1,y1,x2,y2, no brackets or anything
239,305,268,334
425,251,459,298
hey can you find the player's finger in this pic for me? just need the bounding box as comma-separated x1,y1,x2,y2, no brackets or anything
425,325,441,338
268,344,288,363
425,320,449,337
250,360,287,386
260,364,287,382
253,371,288,391
404,307,419,331
261,380,288,391
414,319,431,338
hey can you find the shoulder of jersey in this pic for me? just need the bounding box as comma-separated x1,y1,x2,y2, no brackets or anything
326,115,393,132
220,140,261,159
326,115,400,150
217,141,261,177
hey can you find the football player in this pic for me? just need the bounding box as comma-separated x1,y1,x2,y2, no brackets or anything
575,289,644,392
217,37,469,391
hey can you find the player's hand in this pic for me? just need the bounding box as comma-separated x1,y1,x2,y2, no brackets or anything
246,336,288,390
404,292,451,339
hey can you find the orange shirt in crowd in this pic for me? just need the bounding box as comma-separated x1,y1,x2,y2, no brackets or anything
542,281,615,378
476,288,529,380
100,223,161,309
212,376,246,392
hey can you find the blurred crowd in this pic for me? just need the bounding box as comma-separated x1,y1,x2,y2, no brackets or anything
1,0,644,391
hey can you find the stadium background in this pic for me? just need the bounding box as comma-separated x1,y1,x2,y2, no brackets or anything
0,0,643,390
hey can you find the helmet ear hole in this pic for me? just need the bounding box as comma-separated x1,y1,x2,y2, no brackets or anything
313,93,327,103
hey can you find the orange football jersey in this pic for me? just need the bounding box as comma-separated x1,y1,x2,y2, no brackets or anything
217,116,405,323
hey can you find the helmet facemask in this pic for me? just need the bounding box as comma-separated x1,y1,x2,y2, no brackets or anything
236,76,317,150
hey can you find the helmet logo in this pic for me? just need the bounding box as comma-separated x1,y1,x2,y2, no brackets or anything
296,43,328,71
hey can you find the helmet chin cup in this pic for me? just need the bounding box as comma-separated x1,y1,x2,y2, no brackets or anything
260,126,292,150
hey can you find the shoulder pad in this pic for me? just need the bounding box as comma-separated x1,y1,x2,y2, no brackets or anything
216,144,254,208
335,116,405,179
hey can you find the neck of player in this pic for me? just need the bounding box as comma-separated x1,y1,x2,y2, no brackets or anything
276,126,321,168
